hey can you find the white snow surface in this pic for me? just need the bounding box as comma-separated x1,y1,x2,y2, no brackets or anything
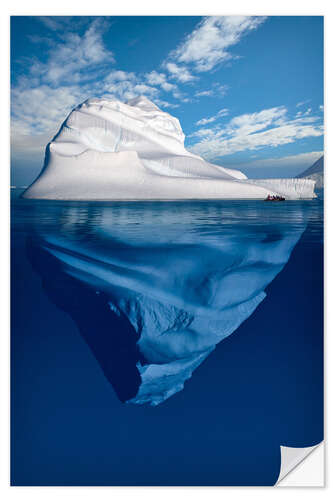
23,96,315,200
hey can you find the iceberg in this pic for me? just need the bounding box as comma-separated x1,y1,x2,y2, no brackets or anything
26,202,307,405
22,96,315,200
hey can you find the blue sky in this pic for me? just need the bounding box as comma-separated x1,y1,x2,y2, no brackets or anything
10,16,323,185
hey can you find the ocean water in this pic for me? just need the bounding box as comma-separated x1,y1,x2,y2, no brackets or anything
11,190,323,486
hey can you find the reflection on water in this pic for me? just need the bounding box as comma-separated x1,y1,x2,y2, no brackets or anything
13,198,322,405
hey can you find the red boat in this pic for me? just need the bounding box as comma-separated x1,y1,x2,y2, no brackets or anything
264,194,285,202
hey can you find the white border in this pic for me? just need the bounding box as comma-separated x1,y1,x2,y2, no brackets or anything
1,1,331,498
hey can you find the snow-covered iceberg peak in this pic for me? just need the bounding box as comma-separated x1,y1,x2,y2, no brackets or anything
127,95,164,112
22,96,315,200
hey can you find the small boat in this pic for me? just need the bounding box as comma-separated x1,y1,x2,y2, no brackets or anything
264,195,285,202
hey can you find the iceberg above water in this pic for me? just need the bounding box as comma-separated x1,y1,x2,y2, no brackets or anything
27,203,307,405
23,96,315,200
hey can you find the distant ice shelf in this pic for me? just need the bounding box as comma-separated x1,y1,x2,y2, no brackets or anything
22,96,315,200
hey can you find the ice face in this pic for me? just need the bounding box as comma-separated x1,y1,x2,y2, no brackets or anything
22,96,315,200
26,201,307,406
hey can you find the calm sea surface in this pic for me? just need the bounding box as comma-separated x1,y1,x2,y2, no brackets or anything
11,190,323,486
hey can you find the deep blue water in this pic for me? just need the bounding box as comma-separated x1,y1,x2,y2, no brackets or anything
11,190,323,486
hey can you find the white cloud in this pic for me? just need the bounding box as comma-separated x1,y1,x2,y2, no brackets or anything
11,84,89,135
133,83,158,96
38,16,65,31
154,98,180,109
103,78,160,102
214,84,228,96
218,106,288,139
189,128,217,139
296,99,311,108
296,107,315,119
189,106,323,160
170,16,266,73
195,83,228,98
195,90,213,97
38,16,93,34
145,71,166,86
196,108,229,126
145,71,178,93
164,62,196,82
31,19,115,86
105,70,136,82
27,34,54,47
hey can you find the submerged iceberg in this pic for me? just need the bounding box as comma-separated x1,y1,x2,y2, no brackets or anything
27,202,307,405
23,96,315,200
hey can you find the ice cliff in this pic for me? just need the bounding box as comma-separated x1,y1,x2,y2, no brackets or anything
23,96,315,200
